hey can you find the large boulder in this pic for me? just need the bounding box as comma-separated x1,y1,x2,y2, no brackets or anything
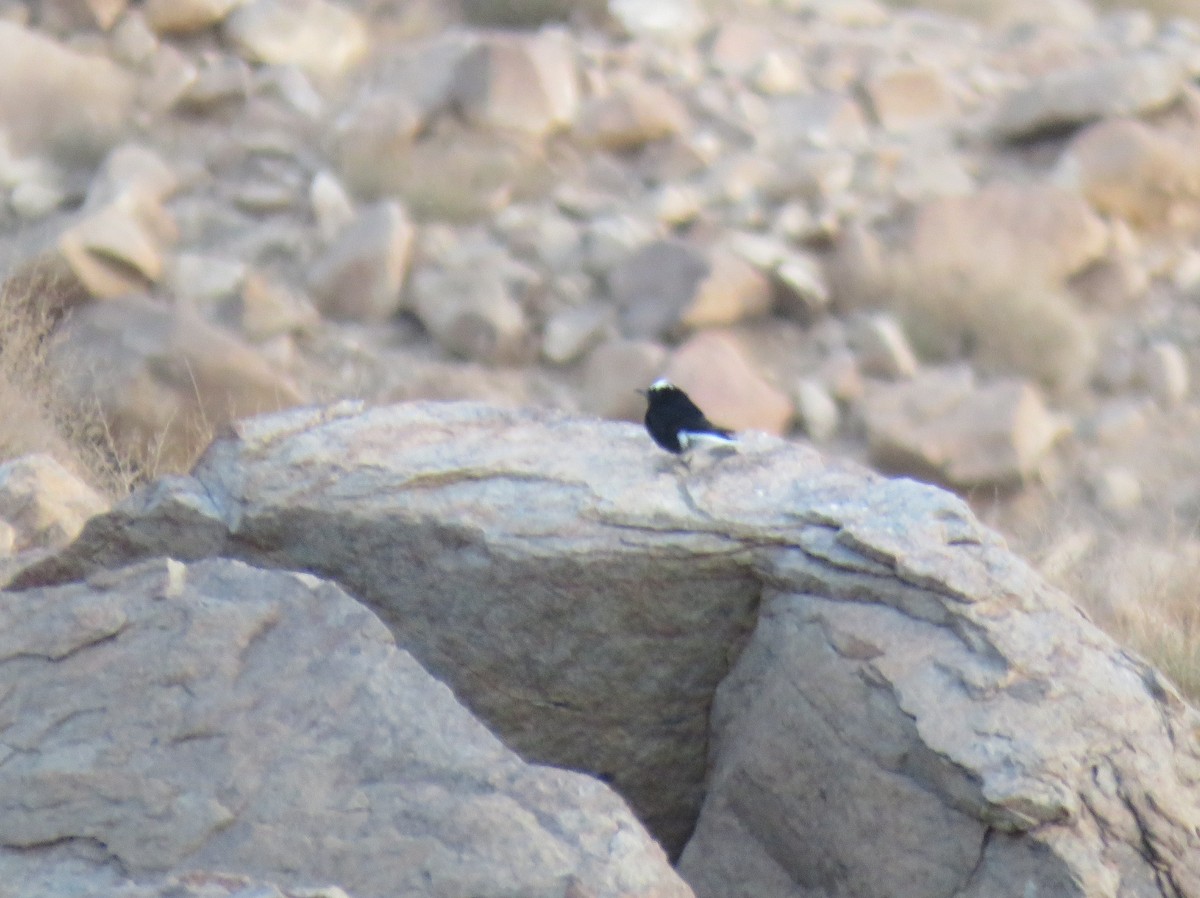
12,401,1200,889
0,556,691,898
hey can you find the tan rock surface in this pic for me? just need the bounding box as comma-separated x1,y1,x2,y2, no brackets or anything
0,454,108,550
0,556,692,898
861,367,1068,488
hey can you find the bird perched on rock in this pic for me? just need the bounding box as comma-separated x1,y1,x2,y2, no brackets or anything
639,379,736,460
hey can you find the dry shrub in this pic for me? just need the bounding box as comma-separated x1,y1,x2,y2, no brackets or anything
1002,487,1200,707
886,254,1098,395
0,270,139,499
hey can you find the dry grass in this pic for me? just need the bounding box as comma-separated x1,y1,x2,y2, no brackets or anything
0,269,140,499
988,481,1200,706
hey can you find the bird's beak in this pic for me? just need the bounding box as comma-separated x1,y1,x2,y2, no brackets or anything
635,389,647,397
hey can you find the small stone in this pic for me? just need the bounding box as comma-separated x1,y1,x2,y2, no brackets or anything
752,51,806,96
450,28,578,137
850,313,919,380
167,253,246,304
582,215,657,277
308,201,415,323
58,194,174,297
0,519,15,557
1140,341,1189,407
795,378,839,441
575,80,689,151
653,184,704,226
666,330,794,435
145,0,243,33
608,0,706,42
239,272,320,340
705,21,776,79
224,0,368,77
862,64,956,132
1069,255,1149,309
776,253,831,320
610,239,772,340
310,170,356,242
177,55,250,110
1093,467,1142,513
110,9,158,66
410,268,531,364
768,92,867,149
10,178,66,219
0,454,108,551
541,304,614,366
1088,399,1149,446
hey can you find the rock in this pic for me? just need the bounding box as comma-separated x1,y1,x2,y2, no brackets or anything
166,252,246,305
57,192,175,298
861,367,1068,488
775,252,831,319
1068,254,1149,309
705,21,777,79
1087,398,1149,447
993,53,1185,141
0,557,692,898
144,0,244,33
0,454,107,550
46,295,305,470
1140,341,1190,408
308,201,415,323
905,183,1108,288
309,169,356,242
767,91,868,149
607,0,706,42
1093,466,1142,513
850,313,919,380
451,29,579,137
794,378,839,441
410,268,532,364
861,63,956,131
665,330,794,435
824,220,888,311
16,401,1200,884
239,271,320,340
1055,118,1200,229
575,80,689,151
541,303,614,365
610,239,773,340
581,337,668,420
223,0,368,76
0,21,134,164
34,0,126,30
678,523,1200,898
582,214,657,276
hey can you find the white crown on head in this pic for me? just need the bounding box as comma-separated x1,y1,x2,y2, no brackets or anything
648,378,675,391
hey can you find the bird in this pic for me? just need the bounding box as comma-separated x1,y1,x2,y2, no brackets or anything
639,379,736,458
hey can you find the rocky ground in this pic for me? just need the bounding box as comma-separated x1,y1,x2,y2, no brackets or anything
2,0,1200,690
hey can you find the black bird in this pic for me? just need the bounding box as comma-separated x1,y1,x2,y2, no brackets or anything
640,379,736,456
